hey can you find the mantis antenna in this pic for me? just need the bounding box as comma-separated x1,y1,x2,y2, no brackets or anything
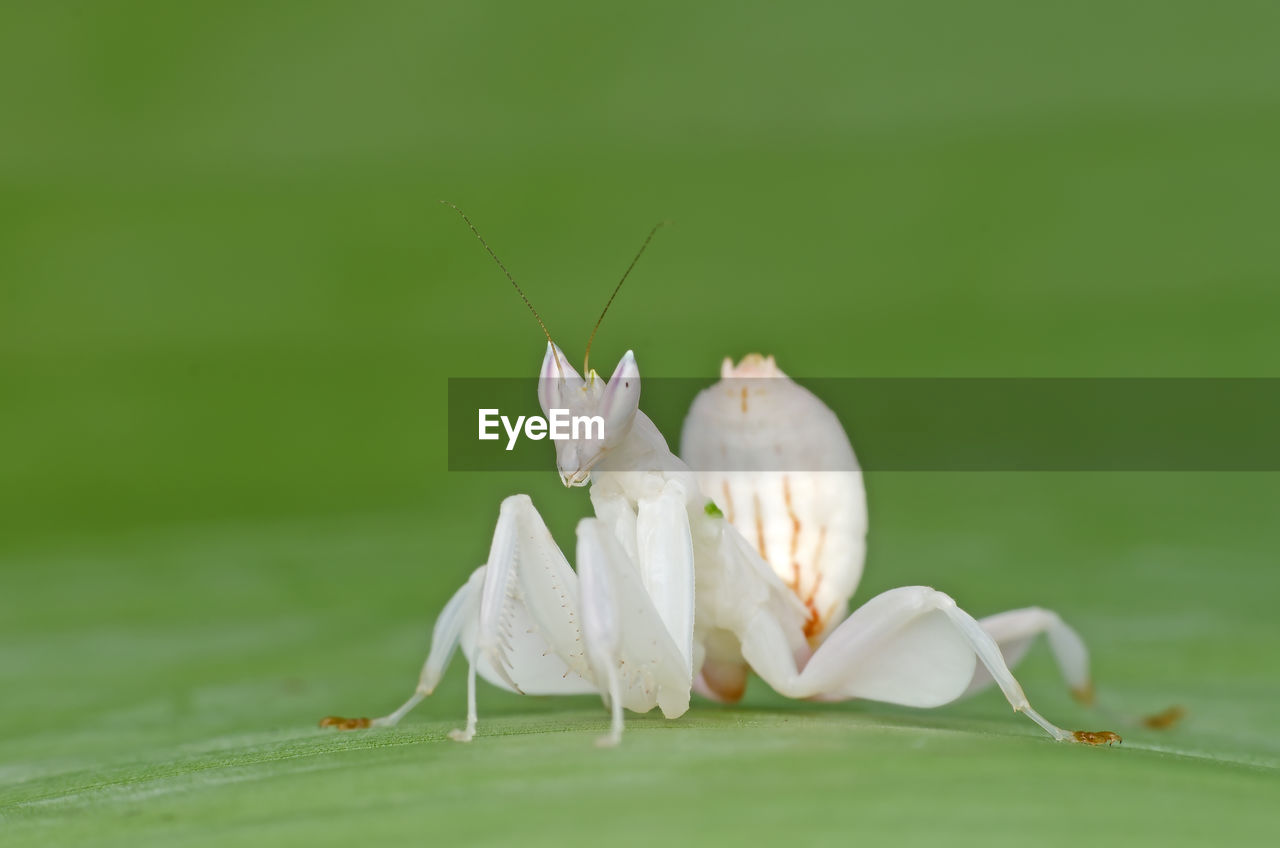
583,220,668,376
440,201,557,356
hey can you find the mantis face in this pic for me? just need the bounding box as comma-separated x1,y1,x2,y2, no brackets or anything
538,342,641,487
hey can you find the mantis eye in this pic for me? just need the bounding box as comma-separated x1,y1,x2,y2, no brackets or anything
538,342,584,415
599,351,641,438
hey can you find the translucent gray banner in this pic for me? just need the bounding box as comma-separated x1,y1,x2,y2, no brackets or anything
447,378,1280,471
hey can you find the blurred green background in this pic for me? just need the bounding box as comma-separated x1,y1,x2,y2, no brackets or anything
2,2,1277,845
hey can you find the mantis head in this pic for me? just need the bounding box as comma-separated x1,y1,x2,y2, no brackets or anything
538,342,641,487
438,202,660,487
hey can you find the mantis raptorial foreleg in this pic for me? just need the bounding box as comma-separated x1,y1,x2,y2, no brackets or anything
325,490,695,744
577,514,692,745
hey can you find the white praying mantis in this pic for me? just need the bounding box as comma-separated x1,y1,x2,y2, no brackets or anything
321,205,1176,746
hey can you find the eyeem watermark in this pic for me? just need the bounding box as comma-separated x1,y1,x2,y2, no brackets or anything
451,377,1280,470
478,408,605,451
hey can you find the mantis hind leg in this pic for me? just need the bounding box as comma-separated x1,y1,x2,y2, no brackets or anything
968,606,1184,730
964,607,1090,701
739,585,1123,745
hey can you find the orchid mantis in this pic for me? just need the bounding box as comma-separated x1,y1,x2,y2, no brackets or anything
320,207,1145,747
